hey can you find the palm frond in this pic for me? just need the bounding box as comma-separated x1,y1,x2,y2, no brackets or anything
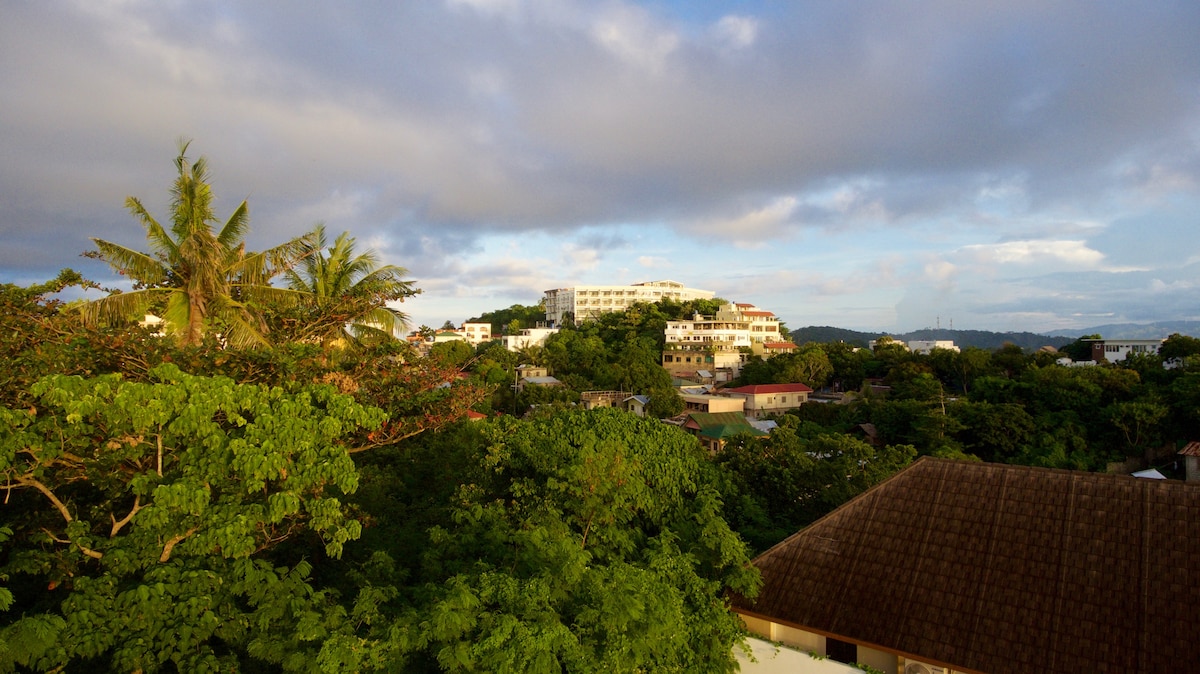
90,239,169,284
216,200,250,251
209,295,270,349
124,197,179,261
79,288,160,327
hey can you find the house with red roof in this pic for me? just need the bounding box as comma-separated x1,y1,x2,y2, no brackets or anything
722,382,812,419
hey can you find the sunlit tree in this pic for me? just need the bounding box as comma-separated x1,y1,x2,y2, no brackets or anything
81,142,312,347
281,224,417,348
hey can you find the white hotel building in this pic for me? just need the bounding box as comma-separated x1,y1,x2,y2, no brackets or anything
542,280,715,325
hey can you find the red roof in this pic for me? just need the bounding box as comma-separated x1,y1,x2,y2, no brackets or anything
764,342,798,349
739,310,774,317
723,383,813,395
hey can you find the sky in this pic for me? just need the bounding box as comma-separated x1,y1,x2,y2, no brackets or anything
2,1,1199,335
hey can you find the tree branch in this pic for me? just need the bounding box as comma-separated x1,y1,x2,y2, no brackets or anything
110,494,143,538
159,527,198,563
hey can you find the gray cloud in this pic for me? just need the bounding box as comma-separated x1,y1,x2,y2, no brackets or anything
1,1,1198,332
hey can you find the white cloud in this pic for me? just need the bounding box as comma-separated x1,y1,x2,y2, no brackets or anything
959,240,1106,267
589,5,679,74
712,15,758,50
637,255,669,268
561,243,600,270
690,196,798,241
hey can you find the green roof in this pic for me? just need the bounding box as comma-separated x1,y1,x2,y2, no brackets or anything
699,423,765,440
687,411,767,438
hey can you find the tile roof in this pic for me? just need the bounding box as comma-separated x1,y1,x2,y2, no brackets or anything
763,341,798,349
730,457,1200,674
723,383,813,395
1178,441,1200,457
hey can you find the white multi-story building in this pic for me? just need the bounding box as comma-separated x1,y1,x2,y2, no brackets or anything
716,303,784,347
1085,338,1164,363
662,312,753,381
502,327,560,352
542,280,715,325
907,340,959,354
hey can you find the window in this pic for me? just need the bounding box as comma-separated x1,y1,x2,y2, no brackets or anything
826,638,857,665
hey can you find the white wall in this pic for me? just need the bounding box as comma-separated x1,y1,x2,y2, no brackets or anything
735,637,866,674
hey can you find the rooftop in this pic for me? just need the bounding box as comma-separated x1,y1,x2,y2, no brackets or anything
730,457,1200,674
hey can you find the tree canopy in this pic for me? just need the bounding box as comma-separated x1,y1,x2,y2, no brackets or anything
82,142,313,347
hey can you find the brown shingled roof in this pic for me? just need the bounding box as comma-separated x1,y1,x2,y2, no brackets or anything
1178,441,1200,457
730,457,1200,674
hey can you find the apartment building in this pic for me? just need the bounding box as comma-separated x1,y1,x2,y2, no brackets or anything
661,311,754,381
542,280,714,325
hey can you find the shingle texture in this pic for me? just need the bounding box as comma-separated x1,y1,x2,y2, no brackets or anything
730,457,1200,674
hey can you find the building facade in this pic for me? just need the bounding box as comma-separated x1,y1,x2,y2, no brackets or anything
502,326,560,352
1085,338,1165,362
542,280,714,325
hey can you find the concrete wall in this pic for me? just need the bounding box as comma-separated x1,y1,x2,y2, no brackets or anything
735,637,866,674
739,616,898,674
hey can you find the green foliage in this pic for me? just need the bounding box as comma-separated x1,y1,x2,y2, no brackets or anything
276,224,418,348
82,142,315,348
0,366,385,670
401,409,760,673
469,304,547,336
715,417,916,552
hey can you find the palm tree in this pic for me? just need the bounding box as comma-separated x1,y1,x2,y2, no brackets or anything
81,141,314,347
281,224,417,349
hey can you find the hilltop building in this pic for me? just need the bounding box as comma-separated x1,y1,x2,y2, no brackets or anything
661,303,795,381
542,280,714,325
1084,338,1165,363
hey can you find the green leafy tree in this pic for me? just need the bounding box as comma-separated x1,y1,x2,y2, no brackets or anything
279,224,417,348
82,142,313,347
715,417,916,551
1161,333,1200,361
401,409,760,673
0,365,385,670
776,345,833,389
1059,334,1102,362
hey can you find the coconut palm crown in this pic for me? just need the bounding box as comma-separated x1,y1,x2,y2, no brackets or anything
81,142,314,347
282,224,418,348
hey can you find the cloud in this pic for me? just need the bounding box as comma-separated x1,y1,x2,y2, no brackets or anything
688,196,799,242
589,5,679,74
3,1,1200,333
712,15,758,50
637,255,669,268
959,240,1107,267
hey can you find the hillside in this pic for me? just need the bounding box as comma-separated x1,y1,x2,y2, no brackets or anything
1042,320,1200,340
789,326,1073,351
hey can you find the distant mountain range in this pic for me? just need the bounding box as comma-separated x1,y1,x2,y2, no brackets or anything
789,327,1072,351
789,321,1200,351
1040,320,1200,340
